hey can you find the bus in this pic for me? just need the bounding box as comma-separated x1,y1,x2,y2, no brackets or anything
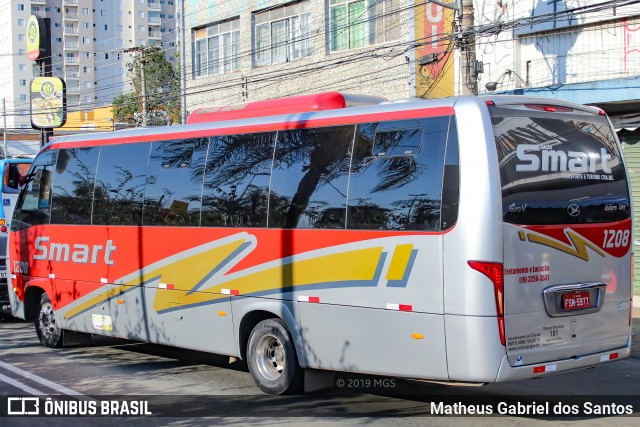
7,92,633,394
0,157,33,315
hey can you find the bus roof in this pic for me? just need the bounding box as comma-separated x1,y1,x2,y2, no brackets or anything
44,94,605,151
186,92,386,124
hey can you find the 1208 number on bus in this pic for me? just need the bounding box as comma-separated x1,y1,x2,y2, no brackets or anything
14,261,29,274
602,229,630,249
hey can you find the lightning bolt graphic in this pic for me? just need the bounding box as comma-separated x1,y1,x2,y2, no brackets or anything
518,229,605,261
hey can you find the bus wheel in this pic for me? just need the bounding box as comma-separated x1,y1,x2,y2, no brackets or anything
247,318,303,395
35,293,63,348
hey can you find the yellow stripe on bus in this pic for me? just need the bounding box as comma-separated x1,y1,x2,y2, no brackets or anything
386,244,414,281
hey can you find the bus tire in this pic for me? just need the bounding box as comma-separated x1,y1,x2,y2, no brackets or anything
247,318,303,395
35,293,63,348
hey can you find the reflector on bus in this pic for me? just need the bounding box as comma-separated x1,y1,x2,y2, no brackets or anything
186,92,386,124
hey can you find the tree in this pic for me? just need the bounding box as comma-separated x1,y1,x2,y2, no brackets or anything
112,47,181,126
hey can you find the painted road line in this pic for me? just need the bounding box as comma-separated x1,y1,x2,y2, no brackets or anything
0,371,44,395
0,360,95,400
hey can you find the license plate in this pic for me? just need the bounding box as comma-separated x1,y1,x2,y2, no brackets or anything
562,290,590,311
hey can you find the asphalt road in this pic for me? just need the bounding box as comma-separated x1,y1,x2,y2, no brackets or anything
0,300,639,426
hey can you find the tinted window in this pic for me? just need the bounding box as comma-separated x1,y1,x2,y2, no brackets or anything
347,118,449,231
269,126,354,229
143,138,208,226
491,107,630,224
3,162,31,193
12,150,58,230
92,143,151,226
202,133,274,227
50,148,99,224
441,117,459,231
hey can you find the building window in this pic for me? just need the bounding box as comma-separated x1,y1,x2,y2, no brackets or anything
19,49,26,55
19,64,26,71
193,18,240,77
17,19,25,26
83,37,90,44
19,94,27,101
254,0,311,66
19,79,26,86
55,37,62,42
18,4,25,11
82,8,89,15
18,34,25,41
329,0,400,51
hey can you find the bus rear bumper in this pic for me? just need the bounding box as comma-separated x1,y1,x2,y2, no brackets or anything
494,345,631,382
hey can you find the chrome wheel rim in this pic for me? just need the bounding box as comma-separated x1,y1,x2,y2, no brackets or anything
255,334,285,381
38,301,57,340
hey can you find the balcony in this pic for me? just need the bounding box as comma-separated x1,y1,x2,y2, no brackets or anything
64,0,78,4
31,11,47,19
148,17,161,25
65,57,79,64
148,2,161,11
148,31,162,39
64,27,79,35
31,0,46,4
64,72,79,79
63,42,79,50
67,86,80,94
64,13,78,20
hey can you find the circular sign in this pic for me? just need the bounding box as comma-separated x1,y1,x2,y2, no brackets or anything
40,80,55,98
26,15,41,60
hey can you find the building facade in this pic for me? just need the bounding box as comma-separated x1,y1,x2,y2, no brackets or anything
0,0,177,131
183,0,456,113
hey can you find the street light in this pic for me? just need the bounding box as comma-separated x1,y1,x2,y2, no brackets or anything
485,69,529,92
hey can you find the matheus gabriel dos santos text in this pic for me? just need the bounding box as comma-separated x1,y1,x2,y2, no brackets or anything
431,401,634,416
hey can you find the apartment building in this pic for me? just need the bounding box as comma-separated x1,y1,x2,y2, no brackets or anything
0,0,177,131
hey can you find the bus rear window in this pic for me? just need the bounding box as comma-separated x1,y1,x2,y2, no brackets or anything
491,107,630,225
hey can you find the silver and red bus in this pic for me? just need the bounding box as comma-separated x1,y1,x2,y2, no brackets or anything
7,92,633,394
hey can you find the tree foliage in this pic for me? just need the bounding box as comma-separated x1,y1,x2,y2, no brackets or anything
112,47,180,126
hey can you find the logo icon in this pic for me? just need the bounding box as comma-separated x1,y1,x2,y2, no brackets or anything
567,204,581,217
7,397,40,415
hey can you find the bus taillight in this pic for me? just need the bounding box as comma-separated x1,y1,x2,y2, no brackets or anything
468,261,505,346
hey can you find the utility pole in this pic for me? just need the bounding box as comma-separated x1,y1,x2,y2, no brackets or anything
178,0,187,124
2,98,6,158
124,46,148,127
460,0,478,95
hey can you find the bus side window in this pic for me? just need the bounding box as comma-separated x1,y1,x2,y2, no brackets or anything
12,151,58,230
50,148,100,225
144,138,208,226
347,118,448,231
268,125,354,229
440,116,459,231
92,143,151,226
201,133,275,228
